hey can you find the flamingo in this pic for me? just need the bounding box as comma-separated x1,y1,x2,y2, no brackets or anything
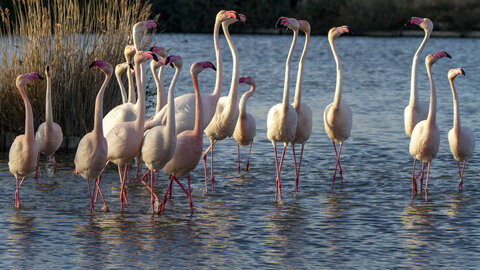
150,51,167,114
8,72,42,208
323,25,352,189
266,17,299,202
144,10,245,134
233,76,256,174
34,65,63,178
133,20,158,85
202,13,247,194
114,61,133,104
162,61,216,215
291,19,313,192
404,17,433,137
447,68,474,191
106,51,158,212
74,60,113,213
409,51,451,200
141,55,182,214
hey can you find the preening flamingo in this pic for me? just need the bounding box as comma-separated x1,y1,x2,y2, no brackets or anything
323,25,352,189
34,65,63,178
203,13,247,194
233,76,256,174
404,17,433,137
8,72,42,208
141,55,181,214
74,60,113,213
106,51,158,212
145,10,244,134
291,19,312,192
266,17,299,202
447,68,474,191
409,51,451,200
162,61,216,215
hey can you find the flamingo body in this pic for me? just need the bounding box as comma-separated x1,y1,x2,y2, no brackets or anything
323,103,352,143
448,127,474,162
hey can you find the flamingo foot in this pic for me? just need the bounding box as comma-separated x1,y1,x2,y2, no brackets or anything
245,161,249,171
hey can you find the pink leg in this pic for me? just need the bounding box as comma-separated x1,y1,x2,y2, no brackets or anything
94,161,109,202
237,144,241,174
87,178,95,214
48,155,58,173
187,175,193,215
425,162,431,201
458,161,466,191
246,141,253,171
150,169,155,214
419,162,425,195
332,142,341,189
276,145,287,202
160,175,174,213
273,143,279,202
15,176,20,208
411,158,418,195
141,176,160,203
95,177,109,212
210,140,216,195
202,143,214,194
292,144,298,190
34,153,40,179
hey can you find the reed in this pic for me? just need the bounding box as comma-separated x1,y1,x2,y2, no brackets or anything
0,0,152,151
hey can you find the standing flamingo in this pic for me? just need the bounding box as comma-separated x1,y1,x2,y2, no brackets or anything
133,20,158,85
233,76,256,174
150,52,167,114
34,65,63,178
404,17,433,137
145,10,244,134
106,51,158,212
291,19,312,192
323,25,351,189
267,17,299,202
114,62,133,104
74,60,113,213
162,61,216,215
8,72,42,208
447,68,474,191
409,51,451,200
202,13,246,194
141,55,181,214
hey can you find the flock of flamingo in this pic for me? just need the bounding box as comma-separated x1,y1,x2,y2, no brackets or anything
6,10,475,215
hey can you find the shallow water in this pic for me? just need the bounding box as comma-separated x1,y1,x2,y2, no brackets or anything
1,33,480,268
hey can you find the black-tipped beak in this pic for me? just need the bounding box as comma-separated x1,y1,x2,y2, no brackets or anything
46,65,50,72
461,69,466,76
404,19,412,26
151,52,158,62
89,61,97,68
36,73,44,80
234,12,241,22
275,18,282,28
212,65,217,71
446,52,452,58
129,63,134,70
149,46,154,51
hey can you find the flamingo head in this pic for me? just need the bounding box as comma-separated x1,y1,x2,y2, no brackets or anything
134,51,158,65
328,25,350,41
45,64,52,77
275,17,300,32
448,68,465,81
124,45,136,63
16,72,43,88
298,20,311,35
149,46,167,58
166,55,183,69
223,13,247,27
115,62,131,76
217,10,241,23
239,76,255,87
191,61,216,76
133,20,158,34
406,17,433,32
426,51,451,66
89,60,113,76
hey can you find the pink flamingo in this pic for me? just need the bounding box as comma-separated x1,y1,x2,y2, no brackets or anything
133,20,158,85
291,20,312,192
106,51,158,212
8,72,42,208
267,17,299,203
323,25,352,189
409,51,451,200
114,61,134,104
162,61,216,215
202,13,246,194
233,76,256,173
74,60,113,213
34,65,63,178
144,10,244,134
150,50,168,113
447,68,474,191
141,55,182,214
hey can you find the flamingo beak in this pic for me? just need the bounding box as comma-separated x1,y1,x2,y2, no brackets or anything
89,61,97,68
129,63,134,70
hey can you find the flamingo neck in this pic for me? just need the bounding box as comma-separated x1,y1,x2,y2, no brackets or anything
192,72,203,136
134,61,146,133
239,85,255,118
18,85,35,142
222,22,240,113
166,65,180,135
410,29,431,107
294,31,309,110
116,70,128,104
282,29,298,111
426,63,436,125
449,79,461,130
212,20,223,98
45,75,53,124
329,36,342,108
154,65,167,113
127,67,136,104
93,72,112,138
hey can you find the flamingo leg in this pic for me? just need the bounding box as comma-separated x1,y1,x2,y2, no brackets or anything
48,155,58,174
425,162,431,201
160,175,174,213
210,140,216,194
150,169,155,214
94,161,109,202
202,142,214,193
292,144,298,190
34,153,40,179
411,158,418,195
15,176,20,208
123,165,129,205
246,141,253,171
141,177,160,203
276,145,287,202
95,177,109,212
296,144,304,193
419,162,426,195
273,143,279,202
332,141,343,189
87,178,95,214
187,175,193,215
458,161,466,191
237,144,241,174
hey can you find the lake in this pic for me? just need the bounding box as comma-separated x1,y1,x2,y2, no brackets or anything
1,32,480,268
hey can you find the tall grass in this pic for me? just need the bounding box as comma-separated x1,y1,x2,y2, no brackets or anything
0,0,152,151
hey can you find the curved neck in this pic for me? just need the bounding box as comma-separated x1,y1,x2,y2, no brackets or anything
222,22,240,110
449,79,460,130
154,65,167,113
166,66,180,134
212,21,223,98
239,85,255,117
116,71,127,104
18,85,34,142
426,63,436,125
329,36,342,108
191,72,203,136
410,29,431,107
93,72,111,138
127,67,135,104
282,29,298,111
45,75,53,123
294,31,309,109
134,61,146,132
